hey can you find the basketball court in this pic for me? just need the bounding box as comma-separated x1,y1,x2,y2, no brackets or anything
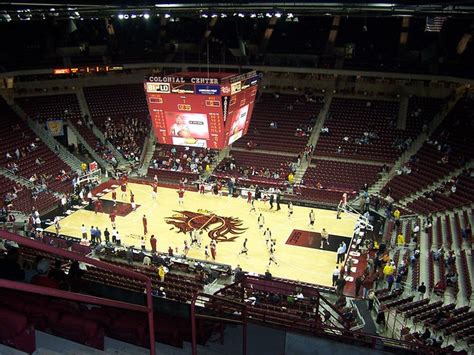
46,182,356,287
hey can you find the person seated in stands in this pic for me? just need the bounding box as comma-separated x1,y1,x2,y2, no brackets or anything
445,250,456,266
419,328,431,342
295,291,304,300
0,247,25,281
446,270,457,287
269,121,278,129
31,258,59,289
264,268,272,280
49,259,67,290
336,294,347,309
155,286,166,298
246,140,257,150
432,247,444,261
462,224,471,241
320,126,329,135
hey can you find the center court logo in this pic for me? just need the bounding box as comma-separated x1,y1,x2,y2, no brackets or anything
166,210,247,242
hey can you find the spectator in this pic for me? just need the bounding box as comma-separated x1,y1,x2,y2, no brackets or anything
0,248,25,281
367,289,375,310
332,266,340,286
335,276,346,296
417,282,426,299
31,259,59,289
158,265,166,282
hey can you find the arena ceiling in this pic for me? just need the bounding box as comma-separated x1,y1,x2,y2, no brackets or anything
1,1,474,22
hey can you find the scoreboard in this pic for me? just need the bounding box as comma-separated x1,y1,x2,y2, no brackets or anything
144,71,259,149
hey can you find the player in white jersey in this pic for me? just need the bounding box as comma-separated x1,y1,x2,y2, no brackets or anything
239,238,249,256
309,209,315,228
288,201,294,219
268,246,278,266
257,213,265,230
263,228,272,248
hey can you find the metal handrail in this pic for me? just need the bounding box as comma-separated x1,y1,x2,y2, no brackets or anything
0,231,156,355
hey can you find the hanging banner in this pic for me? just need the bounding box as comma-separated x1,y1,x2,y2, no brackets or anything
46,118,64,136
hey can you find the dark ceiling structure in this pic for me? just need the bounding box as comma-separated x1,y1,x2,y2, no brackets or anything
1,1,474,22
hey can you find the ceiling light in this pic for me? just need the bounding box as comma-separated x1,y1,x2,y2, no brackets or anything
265,13,272,18
164,13,171,18
238,13,245,18
131,14,137,19
143,13,150,19
118,14,124,20
201,13,208,18
123,14,129,19
275,12,282,18
211,13,217,18
250,13,257,18
287,13,294,18
220,13,227,18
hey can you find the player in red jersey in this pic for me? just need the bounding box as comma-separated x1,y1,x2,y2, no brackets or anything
177,189,185,205
112,190,117,206
199,182,205,194
120,182,127,199
142,214,148,235
247,190,252,204
110,210,117,228
94,199,103,214
151,183,158,200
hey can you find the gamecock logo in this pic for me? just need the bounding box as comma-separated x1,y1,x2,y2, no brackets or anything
165,210,247,242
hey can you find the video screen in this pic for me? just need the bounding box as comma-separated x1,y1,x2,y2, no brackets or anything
145,91,225,149
227,104,249,145
144,77,258,149
166,112,210,148
224,85,258,145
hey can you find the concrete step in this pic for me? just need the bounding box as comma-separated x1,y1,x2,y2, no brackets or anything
0,344,28,355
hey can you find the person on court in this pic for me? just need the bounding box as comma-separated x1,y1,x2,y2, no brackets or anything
288,201,294,218
130,191,136,211
264,228,272,248
320,228,329,248
258,213,265,230
197,230,203,248
199,182,205,194
276,192,281,211
120,181,127,199
54,216,61,235
239,238,249,256
112,190,117,206
190,229,199,248
142,214,148,235
309,209,315,228
247,190,252,204
183,240,189,256
150,234,157,253
210,240,217,260
268,245,278,266
249,197,256,213
109,210,117,228
151,183,158,200
204,245,210,260
269,194,274,209
177,188,185,205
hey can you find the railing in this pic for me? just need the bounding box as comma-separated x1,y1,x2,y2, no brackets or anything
0,231,156,355
190,292,447,355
